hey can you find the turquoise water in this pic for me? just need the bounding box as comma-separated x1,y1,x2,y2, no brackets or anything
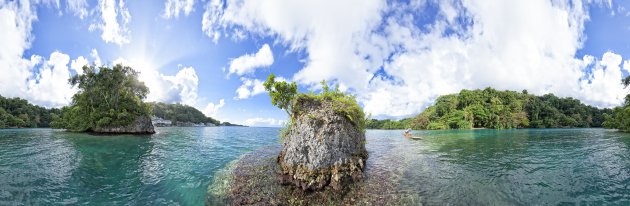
2,128,630,205
0,127,279,205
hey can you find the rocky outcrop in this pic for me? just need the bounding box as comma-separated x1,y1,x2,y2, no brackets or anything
277,96,368,191
93,116,155,134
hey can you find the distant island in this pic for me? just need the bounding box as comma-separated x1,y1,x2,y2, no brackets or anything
0,64,242,132
367,88,613,130
0,95,61,128
150,102,243,127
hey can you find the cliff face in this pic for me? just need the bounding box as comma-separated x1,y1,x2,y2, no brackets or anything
93,116,155,134
277,96,368,191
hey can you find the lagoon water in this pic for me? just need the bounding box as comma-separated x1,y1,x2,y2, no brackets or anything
1,127,630,205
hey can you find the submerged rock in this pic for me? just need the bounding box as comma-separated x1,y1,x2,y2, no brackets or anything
92,116,155,134
207,145,420,205
277,96,368,191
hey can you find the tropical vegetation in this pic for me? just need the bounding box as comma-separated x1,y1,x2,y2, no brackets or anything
368,88,613,130
264,74,366,137
602,76,630,132
150,102,241,126
51,64,152,132
0,95,61,128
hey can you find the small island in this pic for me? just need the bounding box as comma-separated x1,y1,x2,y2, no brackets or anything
208,75,383,205
50,64,155,134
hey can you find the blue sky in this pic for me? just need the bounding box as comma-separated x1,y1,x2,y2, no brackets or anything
2,0,630,127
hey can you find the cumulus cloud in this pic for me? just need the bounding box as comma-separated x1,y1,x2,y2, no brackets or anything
244,117,285,127
70,56,88,75
0,0,37,99
235,78,266,100
227,44,273,77
203,0,629,118
163,0,195,19
577,52,627,107
203,99,225,117
89,0,131,46
0,1,76,107
112,58,200,106
26,52,77,107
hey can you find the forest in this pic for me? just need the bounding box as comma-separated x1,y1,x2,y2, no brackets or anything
368,88,613,130
0,95,61,128
150,102,226,126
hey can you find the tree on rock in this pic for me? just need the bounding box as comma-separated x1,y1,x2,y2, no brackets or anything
265,73,368,191
51,64,154,134
264,73,297,116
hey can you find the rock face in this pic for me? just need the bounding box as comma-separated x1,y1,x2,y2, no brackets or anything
93,116,155,134
277,97,368,191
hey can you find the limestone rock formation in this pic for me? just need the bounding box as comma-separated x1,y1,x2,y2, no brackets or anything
277,96,368,191
93,116,155,134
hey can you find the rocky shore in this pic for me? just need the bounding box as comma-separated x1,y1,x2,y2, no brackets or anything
92,116,155,134
207,93,420,205
206,146,420,205
277,96,368,191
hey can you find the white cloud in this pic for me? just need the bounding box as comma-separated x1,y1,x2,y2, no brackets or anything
203,99,225,117
26,52,77,107
0,1,75,107
235,78,266,100
0,0,37,99
89,0,131,46
228,44,273,77
204,0,629,118
163,0,195,19
70,56,88,75
66,0,88,19
113,58,201,106
165,66,199,106
578,52,627,107
243,117,285,127
203,0,383,88
201,0,225,43
90,49,102,66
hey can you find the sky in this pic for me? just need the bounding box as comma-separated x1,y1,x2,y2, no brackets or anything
1,0,630,127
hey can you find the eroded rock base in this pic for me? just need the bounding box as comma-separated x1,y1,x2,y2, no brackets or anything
207,146,420,206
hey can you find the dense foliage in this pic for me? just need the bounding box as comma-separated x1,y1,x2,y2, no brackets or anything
0,95,60,128
150,102,221,125
368,88,612,130
51,64,152,132
264,75,367,137
602,76,630,132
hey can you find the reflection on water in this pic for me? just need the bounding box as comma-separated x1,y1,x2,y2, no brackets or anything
0,127,280,205
397,129,630,205
2,128,630,205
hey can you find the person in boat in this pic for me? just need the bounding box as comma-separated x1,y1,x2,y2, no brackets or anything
403,128,412,138
404,128,422,139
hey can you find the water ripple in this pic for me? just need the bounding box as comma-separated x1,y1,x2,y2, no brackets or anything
3,128,630,205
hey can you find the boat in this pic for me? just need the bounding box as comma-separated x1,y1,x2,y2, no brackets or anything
403,129,422,140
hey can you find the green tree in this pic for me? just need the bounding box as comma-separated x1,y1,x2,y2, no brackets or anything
51,64,151,132
367,88,612,130
603,77,630,131
263,73,298,116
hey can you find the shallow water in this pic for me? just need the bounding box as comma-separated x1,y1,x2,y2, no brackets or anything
2,128,630,205
0,127,278,205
